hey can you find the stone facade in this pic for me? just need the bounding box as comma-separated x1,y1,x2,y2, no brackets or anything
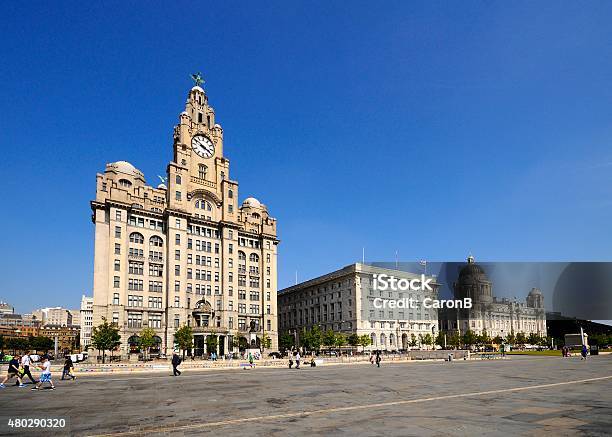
439,256,547,338
80,295,94,350
278,263,439,351
91,84,279,357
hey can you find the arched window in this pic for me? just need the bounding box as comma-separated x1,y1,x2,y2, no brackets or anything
228,189,233,199
176,175,181,185
149,236,163,247
198,164,207,179
380,333,387,346
195,199,212,211
249,253,259,263
129,232,144,244
371,333,377,346
252,213,260,219
119,179,132,188
389,333,395,346
238,251,246,261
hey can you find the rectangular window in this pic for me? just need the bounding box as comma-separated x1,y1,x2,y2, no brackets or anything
115,210,122,221
175,281,180,292
115,226,121,238
175,249,181,260
114,243,121,255
228,317,234,329
149,314,162,329
113,293,120,305
175,234,181,245
114,260,120,272
174,316,180,328
174,296,180,307
267,320,271,331
175,265,180,276
175,191,181,201
228,243,233,254
175,218,181,229
113,276,120,288
112,312,119,326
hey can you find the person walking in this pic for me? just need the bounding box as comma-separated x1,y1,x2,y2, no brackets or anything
61,356,76,381
581,344,588,360
20,353,37,384
171,353,182,376
288,352,293,369
375,350,381,368
295,351,301,369
32,356,54,391
248,352,254,368
0,354,25,388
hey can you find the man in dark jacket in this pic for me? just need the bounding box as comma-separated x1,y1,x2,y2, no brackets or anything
171,353,182,376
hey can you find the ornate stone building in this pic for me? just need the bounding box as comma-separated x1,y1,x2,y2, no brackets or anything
439,256,546,339
91,82,279,357
279,263,439,351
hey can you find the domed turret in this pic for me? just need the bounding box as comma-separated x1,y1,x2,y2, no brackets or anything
105,160,145,183
242,197,261,209
527,287,544,309
454,255,493,303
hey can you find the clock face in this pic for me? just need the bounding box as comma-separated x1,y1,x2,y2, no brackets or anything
192,135,215,158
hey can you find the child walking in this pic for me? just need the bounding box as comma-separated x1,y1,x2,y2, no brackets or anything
32,356,55,391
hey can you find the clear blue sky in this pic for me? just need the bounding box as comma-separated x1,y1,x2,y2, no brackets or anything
2,2,612,314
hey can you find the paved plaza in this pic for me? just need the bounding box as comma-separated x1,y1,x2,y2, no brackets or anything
0,355,610,436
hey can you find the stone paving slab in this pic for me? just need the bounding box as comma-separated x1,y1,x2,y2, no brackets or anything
0,355,609,436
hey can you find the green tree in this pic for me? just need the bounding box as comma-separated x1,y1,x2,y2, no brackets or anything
480,329,490,346
358,334,372,351
422,333,433,349
462,330,477,348
515,332,527,347
279,332,294,351
492,335,503,346
506,332,516,345
139,327,157,360
347,333,360,348
323,329,337,352
7,337,29,354
334,333,347,348
448,332,460,349
31,336,54,353
528,332,540,346
174,325,193,359
261,333,272,352
302,326,322,352
409,333,418,348
435,331,446,349
91,317,121,364
205,335,218,355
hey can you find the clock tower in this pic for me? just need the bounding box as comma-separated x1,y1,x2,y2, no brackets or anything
91,77,279,357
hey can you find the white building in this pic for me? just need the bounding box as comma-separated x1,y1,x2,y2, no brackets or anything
279,263,440,351
80,295,94,349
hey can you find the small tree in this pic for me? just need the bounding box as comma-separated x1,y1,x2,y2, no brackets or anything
358,334,372,351
515,332,527,348
422,333,433,350
260,333,272,352
139,327,157,360
334,333,347,348
462,330,477,349
409,333,418,348
91,317,121,364
7,337,29,354
323,329,336,352
528,332,539,346
205,335,218,356
279,332,294,352
435,331,446,349
31,336,54,353
506,332,516,345
174,325,193,359
492,335,503,346
347,333,360,349
480,329,490,347
448,332,460,349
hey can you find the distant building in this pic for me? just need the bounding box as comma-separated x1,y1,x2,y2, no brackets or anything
279,263,440,351
69,309,81,327
80,295,94,350
0,313,41,338
32,307,73,327
0,302,14,315
39,325,80,353
439,256,547,339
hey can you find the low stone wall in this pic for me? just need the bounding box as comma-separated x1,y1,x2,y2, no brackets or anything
1,350,473,375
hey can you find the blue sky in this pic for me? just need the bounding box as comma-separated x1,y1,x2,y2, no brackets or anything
1,2,612,314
